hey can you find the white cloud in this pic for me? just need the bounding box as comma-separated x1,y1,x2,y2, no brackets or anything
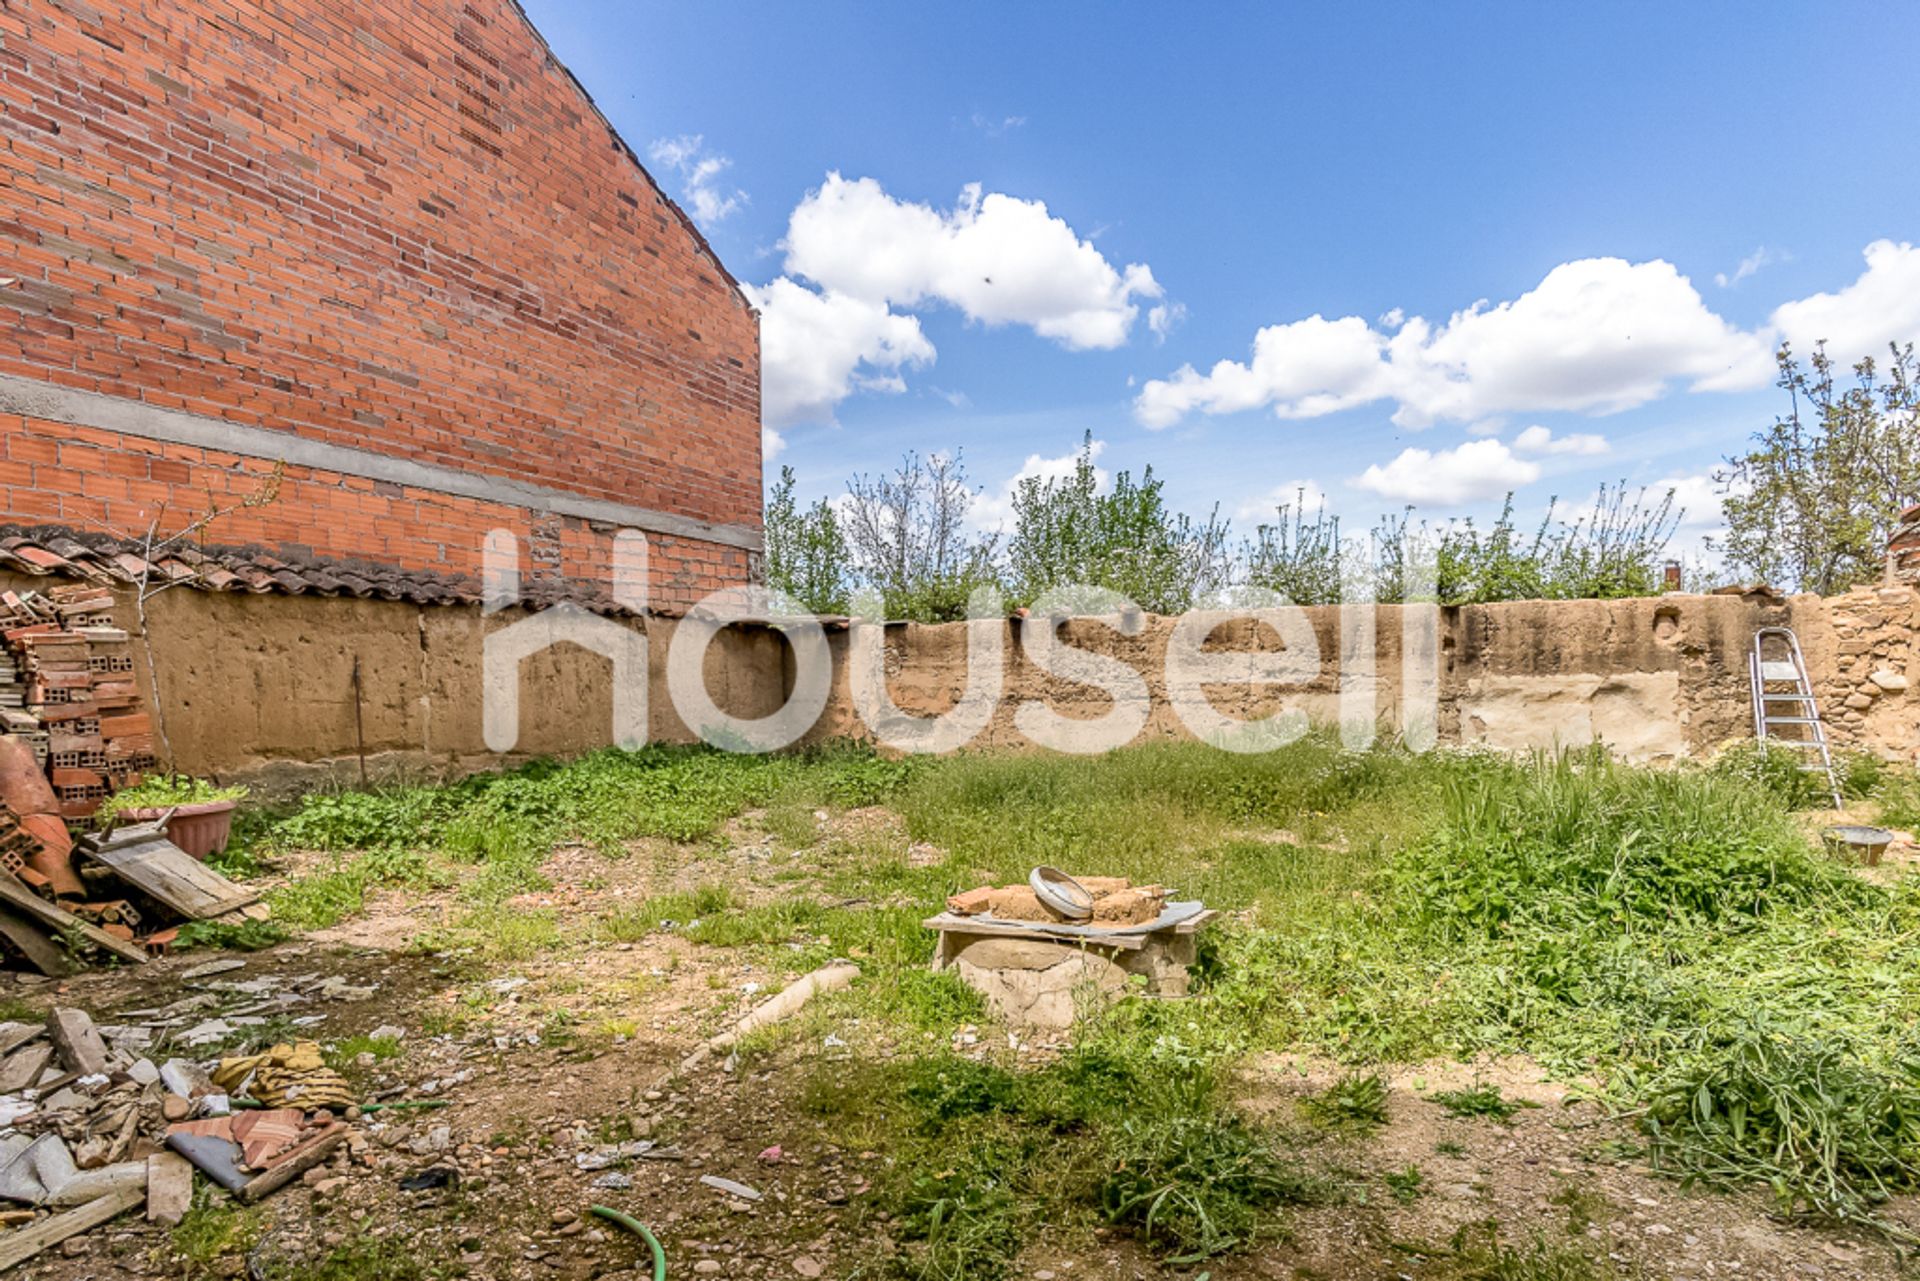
1715,246,1784,288
968,440,1109,533
1512,425,1609,456
783,174,1160,349
745,278,934,428
1235,479,1328,523
1136,314,1391,427
1353,439,1541,507
761,426,786,462
1147,302,1187,343
1136,257,1772,430
757,174,1160,426
969,113,1027,137
647,135,747,226
1650,472,1729,531
1770,239,1920,368
1636,470,1749,563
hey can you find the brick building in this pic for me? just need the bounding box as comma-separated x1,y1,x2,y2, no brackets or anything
0,0,761,612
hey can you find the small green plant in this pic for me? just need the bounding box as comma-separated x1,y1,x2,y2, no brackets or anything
325,1034,402,1073
100,774,247,821
1549,1184,1607,1237
1384,1164,1425,1203
1709,739,1834,810
903,1056,1020,1128
173,917,289,952
1301,1071,1390,1132
263,1233,441,1280
1435,1140,1467,1157
1876,769,1920,830
169,1186,264,1277
1432,1083,1534,1122
1099,1110,1328,1260
1424,1220,1619,1280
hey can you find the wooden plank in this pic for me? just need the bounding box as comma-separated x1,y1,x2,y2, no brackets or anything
0,875,146,965
77,836,257,920
1170,909,1219,935
47,1008,107,1076
0,1185,144,1271
0,907,70,978
235,1125,344,1204
922,913,1149,951
145,1153,191,1227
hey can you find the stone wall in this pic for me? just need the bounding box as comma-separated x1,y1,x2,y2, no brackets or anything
1804,583,1919,762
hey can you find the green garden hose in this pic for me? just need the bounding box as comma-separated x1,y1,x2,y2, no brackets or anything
590,1205,667,1281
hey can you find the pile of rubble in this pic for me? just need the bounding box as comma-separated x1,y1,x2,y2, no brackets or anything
0,585,263,976
0,585,152,823
0,960,445,1267
0,1005,363,1267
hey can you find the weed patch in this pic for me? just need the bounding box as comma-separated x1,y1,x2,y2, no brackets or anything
1100,1110,1329,1260
1432,1084,1534,1122
1301,1071,1391,1132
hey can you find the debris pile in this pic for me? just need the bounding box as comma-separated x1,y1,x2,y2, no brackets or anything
929,871,1213,1028
0,963,428,1264
945,874,1169,926
0,586,152,825
0,1005,245,1266
0,816,262,976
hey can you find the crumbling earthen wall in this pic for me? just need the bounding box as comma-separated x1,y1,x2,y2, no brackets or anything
0,0,760,609
19,576,1911,787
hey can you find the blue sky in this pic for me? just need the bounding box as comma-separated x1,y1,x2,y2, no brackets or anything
523,1,1920,558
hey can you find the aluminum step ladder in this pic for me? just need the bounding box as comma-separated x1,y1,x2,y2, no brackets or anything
1749,626,1842,808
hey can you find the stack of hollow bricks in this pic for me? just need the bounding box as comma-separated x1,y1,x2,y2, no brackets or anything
0,0,762,611
0,585,150,821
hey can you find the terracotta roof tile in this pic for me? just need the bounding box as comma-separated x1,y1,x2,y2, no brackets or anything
0,525,641,616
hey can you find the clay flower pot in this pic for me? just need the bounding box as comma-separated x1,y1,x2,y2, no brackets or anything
118,800,239,860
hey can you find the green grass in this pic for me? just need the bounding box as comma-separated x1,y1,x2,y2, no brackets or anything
253,732,1920,1253
805,1044,1329,1279
326,1034,402,1070
169,1185,264,1277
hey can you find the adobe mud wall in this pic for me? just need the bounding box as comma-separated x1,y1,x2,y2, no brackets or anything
808,593,1811,761
30,577,1914,788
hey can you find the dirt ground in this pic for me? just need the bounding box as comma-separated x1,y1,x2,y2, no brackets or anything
7,814,1915,1281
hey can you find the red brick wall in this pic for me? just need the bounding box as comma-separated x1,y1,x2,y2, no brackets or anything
0,0,761,603
0,411,754,610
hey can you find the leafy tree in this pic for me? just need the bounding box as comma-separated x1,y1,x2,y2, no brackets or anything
1004,435,1231,614
1722,343,1920,595
1437,484,1677,604
762,465,851,614
840,451,999,621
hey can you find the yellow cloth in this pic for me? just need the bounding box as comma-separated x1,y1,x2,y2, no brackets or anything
213,1040,357,1110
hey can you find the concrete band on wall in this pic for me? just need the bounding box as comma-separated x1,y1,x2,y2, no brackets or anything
0,374,764,553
